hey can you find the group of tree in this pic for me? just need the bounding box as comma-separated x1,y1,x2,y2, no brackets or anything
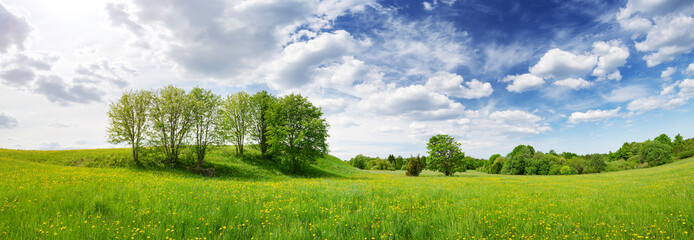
107,85,329,173
347,134,485,176
481,133,693,175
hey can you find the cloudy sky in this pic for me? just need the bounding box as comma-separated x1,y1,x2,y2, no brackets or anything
1,0,694,160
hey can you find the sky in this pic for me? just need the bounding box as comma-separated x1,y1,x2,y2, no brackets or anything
1,0,694,160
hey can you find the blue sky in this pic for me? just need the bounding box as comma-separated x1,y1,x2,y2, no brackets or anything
1,0,694,159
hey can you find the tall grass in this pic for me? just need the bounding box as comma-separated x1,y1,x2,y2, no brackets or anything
0,150,692,239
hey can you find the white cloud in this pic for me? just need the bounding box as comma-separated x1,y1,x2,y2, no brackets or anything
425,71,493,99
607,71,622,80
684,63,694,75
529,48,597,79
481,43,534,74
488,110,550,134
603,85,650,102
636,15,694,67
503,73,544,93
591,40,629,79
357,85,454,116
661,67,676,80
680,78,694,98
567,107,621,124
627,96,686,112
553,78,593,89
0,4,32,53
423,2,434,11
264,30,369,89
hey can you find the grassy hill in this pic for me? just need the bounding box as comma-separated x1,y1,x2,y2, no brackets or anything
0,146,358,180
0,149,692,239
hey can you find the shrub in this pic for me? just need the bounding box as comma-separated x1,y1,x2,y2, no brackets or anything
489,156,504,174
560,165,578,175
548,164,563,175
605,160,638,172
567,157,587,174
637,141,673,167
406,156,425,176
677,149,694,159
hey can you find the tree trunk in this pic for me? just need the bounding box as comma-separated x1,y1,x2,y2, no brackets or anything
132,148,142,167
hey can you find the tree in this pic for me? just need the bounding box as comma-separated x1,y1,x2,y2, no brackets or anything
222,92,253,155
188,87,222,168
250,91,275,157
560,165,578,175
583,153,606,174
106,90,152,167
673,134,684,154
387,154,396,166
267,94,329,173
395,156,404,170
489,156,504,174
406,155,425,176
148,85,195,166
638,140,673,167
501,145,535,175
349,154,370,169
487,154,501,167
654,133,672,147
426,134,465,176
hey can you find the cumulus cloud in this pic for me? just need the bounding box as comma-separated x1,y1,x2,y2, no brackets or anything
627,79,694,112
529,48,597,79
105,3,144,35
264,30,368,89
425,71,493,99
488,110,551,134
661,67,676,80
618,0,694,67
591,40,629,79
0,68,34,87
567,107,621,124
0,112,18,129
358,85,453,115
503,73,544,93
679,78,694,98
553,78,593,89
684,63,694,75
0,4,32,52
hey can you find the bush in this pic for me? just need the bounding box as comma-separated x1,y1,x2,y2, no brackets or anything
548,164,563,175
406,156,425,176
677,149,694,159
489,156,504,174
637,141,673,167
605,160,638,172
560,165,578,175
567,157,587,174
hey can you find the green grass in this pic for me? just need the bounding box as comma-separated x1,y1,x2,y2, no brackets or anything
0,149,693,239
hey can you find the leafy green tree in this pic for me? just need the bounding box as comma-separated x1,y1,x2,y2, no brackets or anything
560,165,578,175
654,133,672,147
148,85,195,166
267,94,329,173
395,156,404,170
567,157,588,174
188,87,222,168
426,134,465,176
349,154,370,169
387,154,396,166
501,145,535,175
406,155,425,176
583,153,606,174
250,90,275,157
673,134,684,154
489,156,504,174
487,154,501,167
638,140,673,167
107,90,152,167
222,91,253,155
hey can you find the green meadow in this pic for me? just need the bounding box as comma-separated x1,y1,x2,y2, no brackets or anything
1,148,693,239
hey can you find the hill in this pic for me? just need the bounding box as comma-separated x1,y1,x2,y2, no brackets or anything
0,149,692,239
0,146,358,179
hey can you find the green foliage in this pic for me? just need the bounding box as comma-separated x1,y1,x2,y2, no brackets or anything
426,134,465,176
249,91,276,157
567,157,587,174
583,153,607,174
405,155,425,176
487,154,501,167
349,154,370,169
221,91,253,155
106,89,152,167
501,145,534,175
605,160,638,172
148,85,196,166
637,140,673,167
559,165,578,175
267,94,329,173
370,159,393,170
654,133,672,147
489,156,504,174
394,156,404,170
188,87,223,168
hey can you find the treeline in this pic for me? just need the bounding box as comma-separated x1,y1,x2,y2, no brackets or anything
348,133,694,177
348,134,486,176
481,133,694,175
106,85,328,174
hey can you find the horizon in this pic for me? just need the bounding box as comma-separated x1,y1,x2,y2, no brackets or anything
1,0,694,160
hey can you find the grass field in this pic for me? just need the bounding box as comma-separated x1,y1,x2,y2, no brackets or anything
0,149,693,239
